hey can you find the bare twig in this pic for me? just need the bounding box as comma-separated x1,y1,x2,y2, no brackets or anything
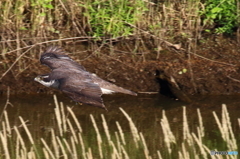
0,37,94,56
126,22,236,67
227,76,240,83
0,87,13,121
188,51,236,67
187,41,197,93
0,46,34,80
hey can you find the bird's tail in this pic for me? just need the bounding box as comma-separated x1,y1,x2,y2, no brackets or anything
92,74,137,96
99,82,137,96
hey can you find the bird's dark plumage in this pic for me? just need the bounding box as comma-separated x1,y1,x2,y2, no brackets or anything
35,46,137,110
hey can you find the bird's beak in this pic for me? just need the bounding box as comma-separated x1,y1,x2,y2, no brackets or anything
34,76,41,82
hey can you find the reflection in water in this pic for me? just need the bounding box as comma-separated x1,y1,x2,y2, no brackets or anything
0,93,239,156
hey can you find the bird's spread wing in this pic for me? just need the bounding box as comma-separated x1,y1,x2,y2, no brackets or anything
58,77,106,109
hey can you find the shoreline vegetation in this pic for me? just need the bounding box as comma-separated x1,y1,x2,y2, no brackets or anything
0,1,239,158
0,95,238,159
0,0,240,95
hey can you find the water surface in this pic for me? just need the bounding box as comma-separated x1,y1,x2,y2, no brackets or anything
0,93,239,155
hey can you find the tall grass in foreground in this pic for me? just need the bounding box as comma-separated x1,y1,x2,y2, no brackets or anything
0,95,239,159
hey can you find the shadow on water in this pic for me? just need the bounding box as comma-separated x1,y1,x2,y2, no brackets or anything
0,93,239,154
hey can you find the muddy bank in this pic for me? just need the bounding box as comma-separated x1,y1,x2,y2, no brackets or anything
0,35,240,97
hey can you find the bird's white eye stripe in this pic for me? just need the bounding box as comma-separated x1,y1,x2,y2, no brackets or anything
41,75,49,78
58,56,72,60
43,56,51,59
42,55,72,60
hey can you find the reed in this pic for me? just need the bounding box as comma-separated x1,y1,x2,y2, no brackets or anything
213,104,237,151
0,95,239,159
160,110,176,154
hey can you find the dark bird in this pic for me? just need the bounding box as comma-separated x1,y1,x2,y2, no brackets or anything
34,46,137,110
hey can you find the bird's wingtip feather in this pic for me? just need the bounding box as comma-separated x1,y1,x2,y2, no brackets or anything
44,46,65,55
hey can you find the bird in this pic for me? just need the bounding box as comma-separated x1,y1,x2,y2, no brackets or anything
34,46,137,110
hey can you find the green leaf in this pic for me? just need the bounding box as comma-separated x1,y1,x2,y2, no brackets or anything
211,7,222,13
43,4,54,9
19,27,28,30
40,13,46,16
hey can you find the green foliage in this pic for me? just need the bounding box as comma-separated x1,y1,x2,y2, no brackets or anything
81,0,147,38
31,0,54,9
31,0,54,16
202,0,239,34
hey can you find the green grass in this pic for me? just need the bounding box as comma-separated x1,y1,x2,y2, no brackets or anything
80,0,147,38
0,95,238,159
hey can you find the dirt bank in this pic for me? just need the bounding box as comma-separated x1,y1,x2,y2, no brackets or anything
0,35,240,97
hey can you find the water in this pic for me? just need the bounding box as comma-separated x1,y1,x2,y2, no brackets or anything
0,93,239,157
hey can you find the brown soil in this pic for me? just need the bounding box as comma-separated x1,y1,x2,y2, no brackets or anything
1,35,240,97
